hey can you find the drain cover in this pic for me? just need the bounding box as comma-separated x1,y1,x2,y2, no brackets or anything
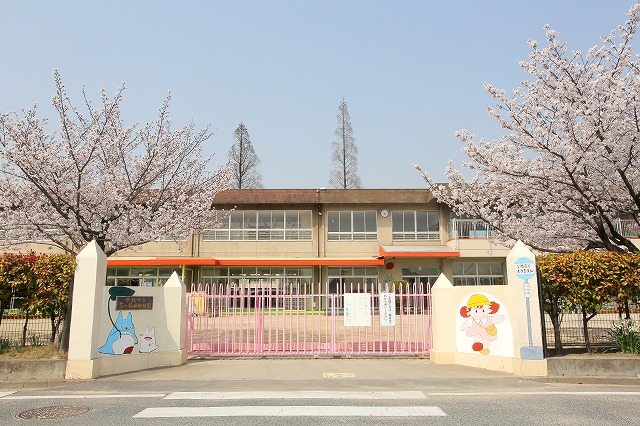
17,406,92,420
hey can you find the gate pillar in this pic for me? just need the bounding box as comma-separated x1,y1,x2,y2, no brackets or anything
430,273,456,364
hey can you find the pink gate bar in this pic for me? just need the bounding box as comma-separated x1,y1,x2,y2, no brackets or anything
186,282,432,356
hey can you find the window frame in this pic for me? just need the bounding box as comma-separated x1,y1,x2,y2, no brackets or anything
392,210,440,241
451,261,505,286
327,210,378,241
202,210,313,241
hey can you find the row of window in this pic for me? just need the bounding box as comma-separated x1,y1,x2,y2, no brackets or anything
202,210,313,241
106,262,504,288
201,209,440,242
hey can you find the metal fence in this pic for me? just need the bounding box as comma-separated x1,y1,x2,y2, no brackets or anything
187,281,432,356
0,312,58,348
543,302,640,352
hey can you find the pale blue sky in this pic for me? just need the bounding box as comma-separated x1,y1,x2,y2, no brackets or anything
0,1,634,188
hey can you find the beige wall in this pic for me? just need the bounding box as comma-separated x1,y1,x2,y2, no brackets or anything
430,241,547,377
65,242,187,379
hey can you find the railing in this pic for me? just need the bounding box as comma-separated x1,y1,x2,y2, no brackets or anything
448,219,496,239
614,219,640,238
0,312,59,347
543,301,640,352
202,228,313,241
448,218,640,240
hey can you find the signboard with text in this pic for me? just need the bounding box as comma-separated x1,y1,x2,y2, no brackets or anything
343,293,372,327
379,292,396,326
116,296,154,311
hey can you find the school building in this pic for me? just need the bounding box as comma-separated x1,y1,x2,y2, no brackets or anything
105,188,512,291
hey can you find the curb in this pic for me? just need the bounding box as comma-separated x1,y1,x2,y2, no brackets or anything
0,380,69,390
533,376,640,386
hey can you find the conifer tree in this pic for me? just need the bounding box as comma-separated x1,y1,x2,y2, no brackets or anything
329,99,362,189
228,122,263,189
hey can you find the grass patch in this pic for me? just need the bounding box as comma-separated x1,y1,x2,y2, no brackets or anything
0,344,67,360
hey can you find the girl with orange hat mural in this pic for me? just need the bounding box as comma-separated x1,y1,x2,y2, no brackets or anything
459,293,504,355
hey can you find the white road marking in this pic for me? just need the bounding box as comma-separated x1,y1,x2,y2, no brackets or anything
2,393,166,400
134,405,447,418
165,391,427,400
0,392,16,398
323,372,355,378
428,391,640,396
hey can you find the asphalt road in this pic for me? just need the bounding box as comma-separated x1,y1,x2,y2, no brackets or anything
1,358,639,425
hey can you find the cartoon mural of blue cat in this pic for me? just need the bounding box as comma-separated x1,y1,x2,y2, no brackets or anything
98,311,138,355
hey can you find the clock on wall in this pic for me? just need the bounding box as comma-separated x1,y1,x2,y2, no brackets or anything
380,209,389,218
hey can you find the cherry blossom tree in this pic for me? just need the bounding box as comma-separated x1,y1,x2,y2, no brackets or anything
0,71,231,256
417,4,640,253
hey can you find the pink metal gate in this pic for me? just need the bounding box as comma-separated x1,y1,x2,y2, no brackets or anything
186,282,431,356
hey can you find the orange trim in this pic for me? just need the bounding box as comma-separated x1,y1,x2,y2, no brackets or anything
107,258,217,266
216,258,384,266
379,247,460,258
107,258,384,267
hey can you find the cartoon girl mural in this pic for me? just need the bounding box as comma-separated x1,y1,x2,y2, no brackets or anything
459,293,504,355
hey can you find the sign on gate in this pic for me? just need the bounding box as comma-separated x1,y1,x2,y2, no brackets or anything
343,293,372,327
379,292,396,326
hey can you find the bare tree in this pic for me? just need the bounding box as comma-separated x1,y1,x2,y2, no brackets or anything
329,98,362,189
228,122,263,189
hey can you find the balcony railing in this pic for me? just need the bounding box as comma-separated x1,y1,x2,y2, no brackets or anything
448,219,496,239
615,219,640,238
448,218,640,240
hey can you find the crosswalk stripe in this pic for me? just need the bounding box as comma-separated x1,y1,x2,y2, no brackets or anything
165,391,426,400
428,391,640,396
134,406,447,418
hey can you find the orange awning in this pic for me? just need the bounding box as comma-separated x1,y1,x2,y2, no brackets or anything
379,246,460,258
107,257,384,267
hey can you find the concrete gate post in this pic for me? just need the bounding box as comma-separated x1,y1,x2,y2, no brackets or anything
429,241,547,376
430,273,456,364
65,241,107,379
65,242,188,379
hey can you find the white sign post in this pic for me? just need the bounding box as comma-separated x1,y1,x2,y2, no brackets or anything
514,257,543,360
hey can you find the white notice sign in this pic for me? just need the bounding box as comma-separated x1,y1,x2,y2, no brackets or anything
343,293,372,327
379,292,396,326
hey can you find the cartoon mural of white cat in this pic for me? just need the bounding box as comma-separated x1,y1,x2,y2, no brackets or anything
139,327,159,353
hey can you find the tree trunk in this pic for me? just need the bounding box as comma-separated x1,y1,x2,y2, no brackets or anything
21,312,30,347
58,278,74,351
550,300,563,354
624,300,631,319
581,306,597,352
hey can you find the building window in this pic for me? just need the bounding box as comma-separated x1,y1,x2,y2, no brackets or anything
392,210,439,240
452,261,505,286
327,211,377,241
202,210,312,241
402,265,440,290
327,266,379,293
199,266,313,290
198,267,315,310
106,267,181,287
